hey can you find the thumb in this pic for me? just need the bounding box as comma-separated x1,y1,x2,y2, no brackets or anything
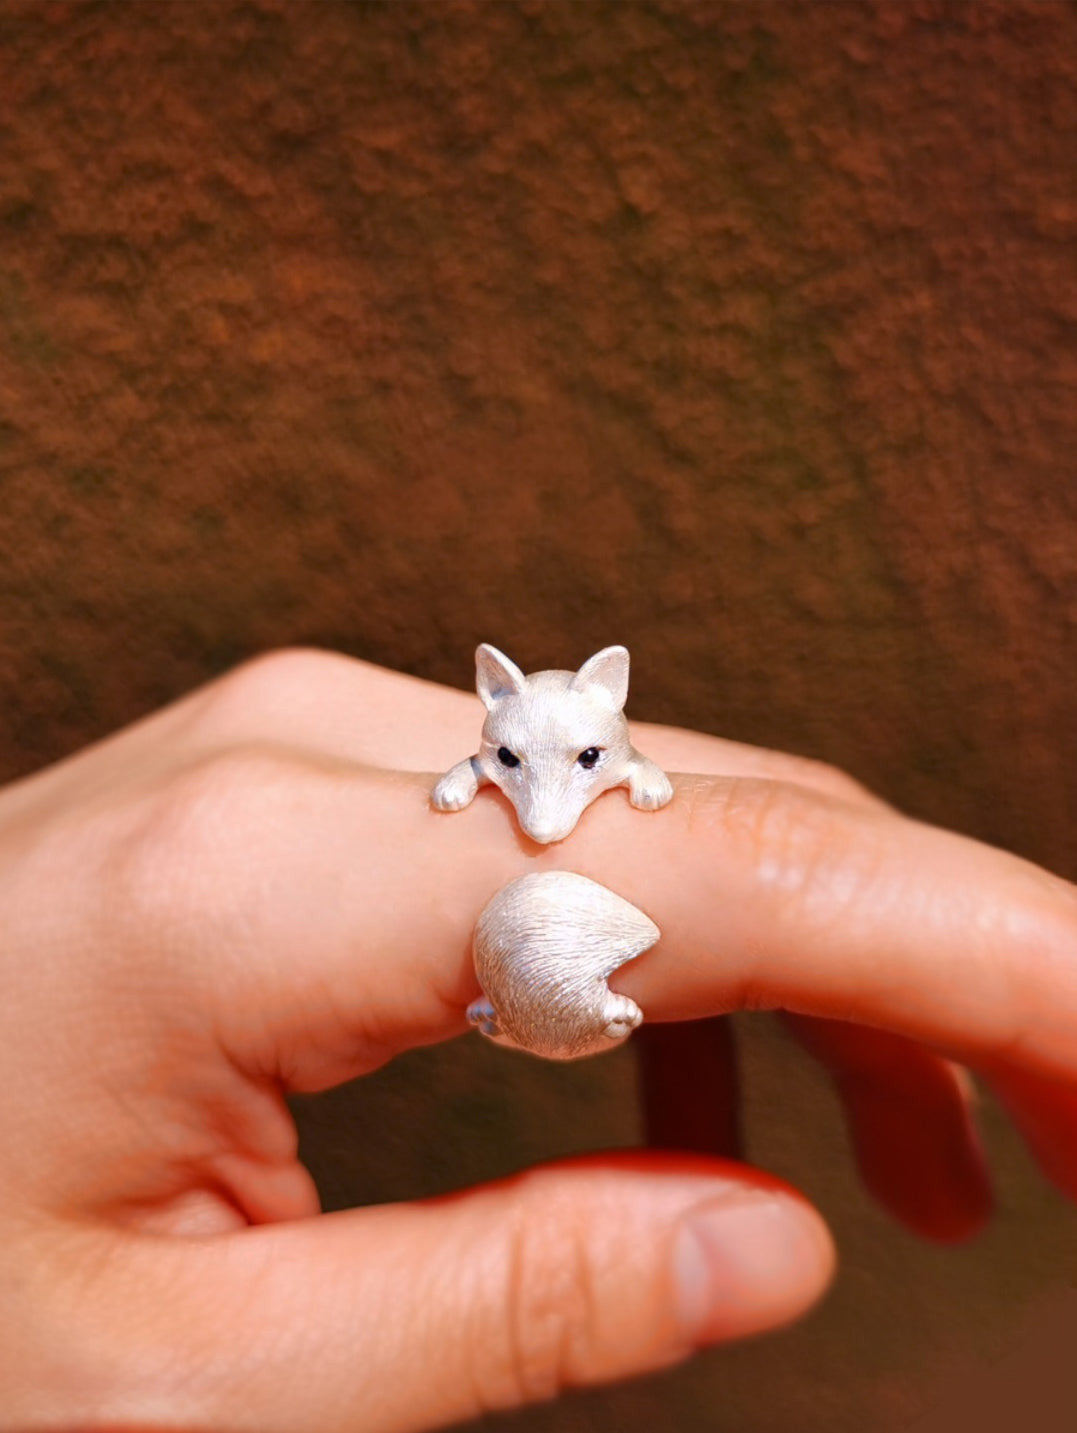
39,1155,834,1432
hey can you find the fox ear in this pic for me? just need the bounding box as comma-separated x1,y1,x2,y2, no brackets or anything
570,646,629,710
475,644,527,709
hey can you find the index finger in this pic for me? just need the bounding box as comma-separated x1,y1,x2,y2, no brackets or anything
165,756,1077,1093
606,774,1077,1083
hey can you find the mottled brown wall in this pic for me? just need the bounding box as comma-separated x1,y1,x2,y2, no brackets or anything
1,2,1075,1430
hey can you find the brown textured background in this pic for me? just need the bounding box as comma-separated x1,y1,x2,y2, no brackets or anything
1,1,1075,1428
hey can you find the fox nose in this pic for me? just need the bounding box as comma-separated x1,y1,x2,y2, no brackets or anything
524,821,564,845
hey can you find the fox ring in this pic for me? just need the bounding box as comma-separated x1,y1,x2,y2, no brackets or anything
433,644,671,1060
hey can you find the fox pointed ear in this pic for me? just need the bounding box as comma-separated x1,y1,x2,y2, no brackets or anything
475,644,527,709
570,645,630,710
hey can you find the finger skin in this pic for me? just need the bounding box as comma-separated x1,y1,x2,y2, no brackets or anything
168,654,1075,1092
133,758,1076,1097
179,652,1008,1239
60,648,875,1168
986,1066,1077,1203
604,777,1077,1082
784,1015,993,1243
2,1156,834,1433
2,648,1010,1249
5,653,1074,1225
12,704,1073,1217
639,1008,996,1244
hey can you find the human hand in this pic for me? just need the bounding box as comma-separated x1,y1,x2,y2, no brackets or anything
2,650,1074,1430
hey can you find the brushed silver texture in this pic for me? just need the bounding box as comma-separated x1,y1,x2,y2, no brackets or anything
433,645,670,1060
468,872,660,1059
432,643,673,843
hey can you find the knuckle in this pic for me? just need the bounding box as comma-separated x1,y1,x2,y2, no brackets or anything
106,745,309,932
190,646,345,736
480,1195,596,1409
702,776,883,926
731,779,838,895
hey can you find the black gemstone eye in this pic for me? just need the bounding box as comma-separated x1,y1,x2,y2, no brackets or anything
497,747,520,768
578,747,601,769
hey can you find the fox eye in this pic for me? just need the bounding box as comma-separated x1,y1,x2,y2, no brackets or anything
577,747,601,769
497,747,520,768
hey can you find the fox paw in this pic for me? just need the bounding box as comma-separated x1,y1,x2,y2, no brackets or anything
601,992,644,1041
467,997,502,1039
432,759,479,812
629,761,673,812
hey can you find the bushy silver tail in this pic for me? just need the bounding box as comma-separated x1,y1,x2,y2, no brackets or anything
469,872,660,1060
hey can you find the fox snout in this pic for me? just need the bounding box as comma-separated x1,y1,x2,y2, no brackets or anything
517,811,575,845
504,753,626,843
505,779,590,845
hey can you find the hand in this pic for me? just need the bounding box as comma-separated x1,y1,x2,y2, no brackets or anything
2,651,1074,1431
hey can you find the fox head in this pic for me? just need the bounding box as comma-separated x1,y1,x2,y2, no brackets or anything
474,644,634,844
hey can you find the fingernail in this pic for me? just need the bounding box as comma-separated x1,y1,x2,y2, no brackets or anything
673,1194,834,1343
